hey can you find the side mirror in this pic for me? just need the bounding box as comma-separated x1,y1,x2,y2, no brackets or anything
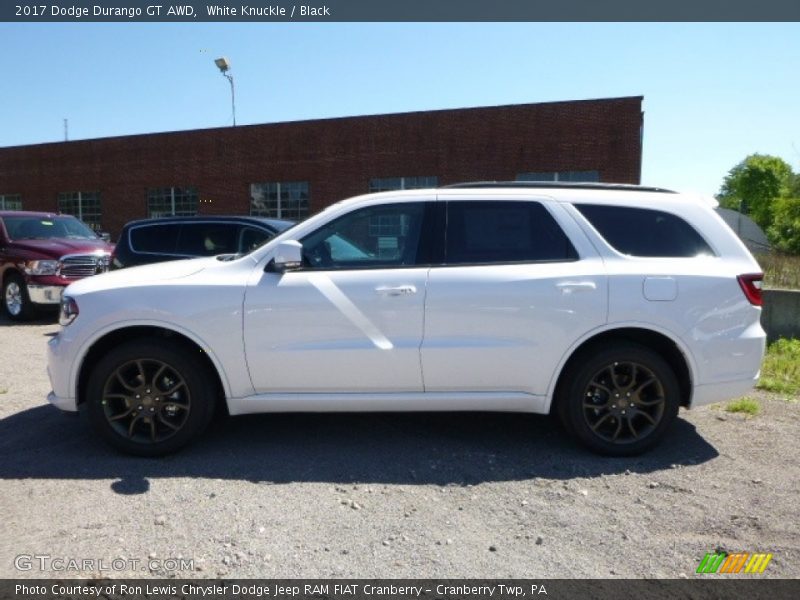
269,240,303,272
98,232,111,242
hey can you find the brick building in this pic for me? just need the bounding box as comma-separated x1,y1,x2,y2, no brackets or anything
0,96,643,237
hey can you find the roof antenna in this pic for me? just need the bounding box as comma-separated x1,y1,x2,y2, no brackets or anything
64,118,69,142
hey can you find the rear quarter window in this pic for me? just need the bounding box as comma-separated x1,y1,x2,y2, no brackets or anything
575,204,715,258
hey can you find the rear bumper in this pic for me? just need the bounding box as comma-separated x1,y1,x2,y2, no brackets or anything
689,376,759,408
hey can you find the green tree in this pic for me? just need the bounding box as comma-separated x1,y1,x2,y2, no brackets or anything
789,172,800,197
717,154,793,228
767,196,800,254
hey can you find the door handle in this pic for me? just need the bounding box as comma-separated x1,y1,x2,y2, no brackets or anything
556,281,597,295
375,285,417,296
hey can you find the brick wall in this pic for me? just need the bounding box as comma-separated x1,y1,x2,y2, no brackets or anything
0,96,643,237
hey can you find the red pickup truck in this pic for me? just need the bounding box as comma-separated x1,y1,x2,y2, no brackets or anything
0,211,115,320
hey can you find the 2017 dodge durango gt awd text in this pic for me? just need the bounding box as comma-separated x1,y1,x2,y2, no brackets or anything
46,183,766,456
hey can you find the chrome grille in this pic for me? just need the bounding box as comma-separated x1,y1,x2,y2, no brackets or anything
59,254,111,278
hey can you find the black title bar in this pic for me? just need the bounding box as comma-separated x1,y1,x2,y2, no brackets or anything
3,0,800,22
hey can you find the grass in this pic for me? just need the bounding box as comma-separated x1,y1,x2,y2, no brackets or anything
757,338,800,396
725,397,761,416
757,252,800,290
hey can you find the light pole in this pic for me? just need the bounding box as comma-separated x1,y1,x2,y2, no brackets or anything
214,57,236,126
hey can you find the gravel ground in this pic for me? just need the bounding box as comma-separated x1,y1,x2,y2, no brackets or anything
1,314,799,579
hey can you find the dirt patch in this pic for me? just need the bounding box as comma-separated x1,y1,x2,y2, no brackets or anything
1,316,798,578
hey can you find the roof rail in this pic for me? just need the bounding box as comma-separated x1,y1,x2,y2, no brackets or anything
440,181,677,194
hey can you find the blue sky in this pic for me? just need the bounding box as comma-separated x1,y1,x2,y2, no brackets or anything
1,22,798,196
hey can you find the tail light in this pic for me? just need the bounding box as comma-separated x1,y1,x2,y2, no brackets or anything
737,273,763,306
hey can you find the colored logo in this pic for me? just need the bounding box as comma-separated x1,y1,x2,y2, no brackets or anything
697,552,773,574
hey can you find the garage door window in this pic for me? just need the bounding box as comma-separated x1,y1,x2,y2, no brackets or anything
147,187,198,218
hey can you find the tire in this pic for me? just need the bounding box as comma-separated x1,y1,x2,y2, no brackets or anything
3,273,35,321
86,339,216,456
556,342,680,456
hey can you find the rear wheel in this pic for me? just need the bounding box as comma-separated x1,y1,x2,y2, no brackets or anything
3,273,35,321
557,342,680,456
86,339,216,456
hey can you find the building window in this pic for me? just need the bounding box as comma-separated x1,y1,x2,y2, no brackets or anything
147,187,198,218
250,182,309,220
516,171,600,183
369,176,439,193
57,191,102,230
0,194,23,211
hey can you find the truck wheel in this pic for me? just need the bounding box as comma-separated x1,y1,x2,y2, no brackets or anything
3,273,35,321
86,339,216,456
557,342,680,456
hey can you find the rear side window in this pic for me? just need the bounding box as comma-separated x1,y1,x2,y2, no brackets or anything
129,224,181,254
176,223,238,256
575,204,714,257
445,201,577,265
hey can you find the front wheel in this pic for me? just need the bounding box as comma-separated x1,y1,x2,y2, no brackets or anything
86,339,216,456
557,343,680,456
3,273,35,321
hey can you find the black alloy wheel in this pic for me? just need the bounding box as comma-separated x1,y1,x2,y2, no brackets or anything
87,339,216,456
557,342,680,456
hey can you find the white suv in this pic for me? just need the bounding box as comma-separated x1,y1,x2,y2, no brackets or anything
47,183,766,456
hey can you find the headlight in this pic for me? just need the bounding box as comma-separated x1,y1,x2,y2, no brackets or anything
59,296,79,326
24,260,59,275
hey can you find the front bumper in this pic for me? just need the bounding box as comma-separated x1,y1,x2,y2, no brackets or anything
47,335,79,411
27,284,64,305
47,390,78,412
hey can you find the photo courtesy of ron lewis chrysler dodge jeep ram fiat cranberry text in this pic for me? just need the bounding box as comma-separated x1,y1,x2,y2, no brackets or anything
45,183,766,457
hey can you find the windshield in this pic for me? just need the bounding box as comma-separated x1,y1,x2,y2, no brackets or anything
3,216,99,241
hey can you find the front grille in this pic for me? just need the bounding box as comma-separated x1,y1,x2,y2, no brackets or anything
59,254,111,278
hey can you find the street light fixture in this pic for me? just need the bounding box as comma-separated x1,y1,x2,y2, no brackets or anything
214,56,236,126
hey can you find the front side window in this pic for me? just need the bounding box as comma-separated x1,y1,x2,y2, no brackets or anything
446,201,577,265
575,204,715,257
250,182,309,220
176,223,238,256
240,227,273,253
301,203,426,270
369,176,439,193
147,187,198,218
58,191,102,230
0,194,22,211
